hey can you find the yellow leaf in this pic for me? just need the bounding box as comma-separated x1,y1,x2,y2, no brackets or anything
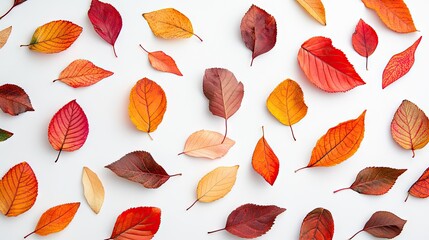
82,167,105,214
179,130,235,159
0,26,12,49
296,0,326,25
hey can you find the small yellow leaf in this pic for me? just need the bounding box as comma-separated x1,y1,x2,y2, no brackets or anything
82,167,105,214
296,0,326,25
0,26,12,49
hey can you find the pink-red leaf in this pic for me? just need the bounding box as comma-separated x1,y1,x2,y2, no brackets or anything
0,83,34,116
349,211,406,239
300,208,334,240
406,167,429,201
352,19,378,70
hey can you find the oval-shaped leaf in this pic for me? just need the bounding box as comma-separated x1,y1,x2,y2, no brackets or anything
48,100,89,162
0,162,38,217
296,0,326,25
179,130,235,159
82,167,104,214
0,128,13,142
252,127,279,185
349,211,406,239
406,167,429,201
139,45,182,76
298,36,365,92
0,83,34,116
352,19,378,70
300,208,334,240
0,26,12,49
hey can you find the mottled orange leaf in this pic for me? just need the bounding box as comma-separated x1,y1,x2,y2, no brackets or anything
0,83,34,116
391,100,429,158
296,0,326,25
252,127,279,185
139,45,182,76
21,20,82,54
299,208,334,240
128,78,167,139
0,162,38,217
406,167,429,201
296,110,366,172
0,26,12,49
179,130,235,159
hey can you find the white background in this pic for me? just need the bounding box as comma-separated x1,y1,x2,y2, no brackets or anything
1,0,429,239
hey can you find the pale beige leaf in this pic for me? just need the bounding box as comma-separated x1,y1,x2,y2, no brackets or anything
0,26,12,49
82,167,105,214
180,130,235,159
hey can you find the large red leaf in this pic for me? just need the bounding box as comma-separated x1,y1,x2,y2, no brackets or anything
352,19,378,70
299,208,334,240
0,83,34,116
349,211,406,239
48,100,89,163
406,167,429,201
298,36,365,92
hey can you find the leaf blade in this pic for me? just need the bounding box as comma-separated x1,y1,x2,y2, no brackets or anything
352,19,378,70
0,83,34,116
407,167,429,200
0,128,13,141
296,0,326,25
0,26,12,49
350,211,406,239
82,167,105,214
181,130,235,159
299,208,334,240
252,127,279,185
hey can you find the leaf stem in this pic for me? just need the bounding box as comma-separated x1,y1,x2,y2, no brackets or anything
294,166,308,173
348,229,363,240
412,149,415,158
221,118,228,143
20,44,30,47
261,126,265,137
112,45,118,58
366,57,368,71
139,44,149,54
193,32,203,42
207,228,225,234
24,230,35,239
0,5,15,20
186,199,198,211
169,173,182,177
333,187,350,194
250,57,254,67
404,193,410,202
147,132,153,141
290,125,296,141
55,148,63,163
177,152,185,156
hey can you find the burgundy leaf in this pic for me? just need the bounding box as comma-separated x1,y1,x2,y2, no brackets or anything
349,211,406,239
0,84,34,116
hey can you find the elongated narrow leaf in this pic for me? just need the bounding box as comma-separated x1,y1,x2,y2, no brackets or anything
107,207,161,240
298,36,365,92
352,19,378,70
349,211,406,239
334,167,406,195
0,0,27,20
300,208,334,240
0,83,34,116
296,110,366,172
0,26,12,49
82,167,104,214
208,204,285,238
139,45,182,76
406,167,429,201
391,100,429,157
106,151,180,189
382,36,422,89
0,162,38,217
48,100,89,162
180,130,235,159
0,128,13,142
252,127,279,185
296,0,326,25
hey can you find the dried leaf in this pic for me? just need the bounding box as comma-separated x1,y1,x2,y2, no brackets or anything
143,8,202,41
107,207,161,240
106,151,180,189
129,78,167,139
334,167,406,195
382,36,422,89
352,19,378,70
208,204,285,238
391,100,429,158
24,202,80,238
187,165,238,210
240,5,277,66
0,0,26,20
48,100,89,162
298,36,365,92
53,59,113,88
296,110,366,172
0,162,38,217
252,127,279,185
139,45,182,76
0,83,34,116
0,128,13,142
179,130,235,159
21,20,82,54
88,0,122,57
349,211,406,239
406,167,429,201
266,79,308,140
296,0,326,25
299,208,334,240
361,0,416,33
82,167,104,214
0,26,12,49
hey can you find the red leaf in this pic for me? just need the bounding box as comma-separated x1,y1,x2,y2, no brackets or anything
48,100,89,163
382,36,422,89
352,19,378,70
298,36,365,92
349,211,406,239
406,167,429,201
107,207,161,240
208,204,285,238
88,0,122,57
299,208,334,240
0,83,34,116
105,151,181,189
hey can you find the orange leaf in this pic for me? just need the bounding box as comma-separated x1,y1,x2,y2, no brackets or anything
391,100,429,158
296,110,366,172
406,167,429,201
0,162,38,217
53,59,113,88
139,45,182,76
179,130,235,159
361,0,416,33
24,202,80,238
21,20,82,53
252,127,279,185
296,0,326,25
128,78,167,139
0,26,12,49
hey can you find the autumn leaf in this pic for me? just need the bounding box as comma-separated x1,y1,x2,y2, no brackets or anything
0,0,27,20
406,167,429,201
48,100,89,162
352,19,378,70
88,0,122,57
298,36,365,92
266,79,308,140
0,83,34,116
349,211,406,239
21,20,82,54
296,0,326,25
0,162,38,217
143,8,202,41
139,44,182,76
252,127,279,185
0,128,13,142
361,0,416,33
179,130,235,159
391,100,429,158
107,207,161,240
382,36,422,89
106,151,181,189
82,167,104,214
334,167,406,195
299,208,334,240
240,5,277,66
208,204,285,238
53,59,113,88
296,110,366,172
128,78,167,139
0,26,12,49
187,165,238,210
24,202,80,238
